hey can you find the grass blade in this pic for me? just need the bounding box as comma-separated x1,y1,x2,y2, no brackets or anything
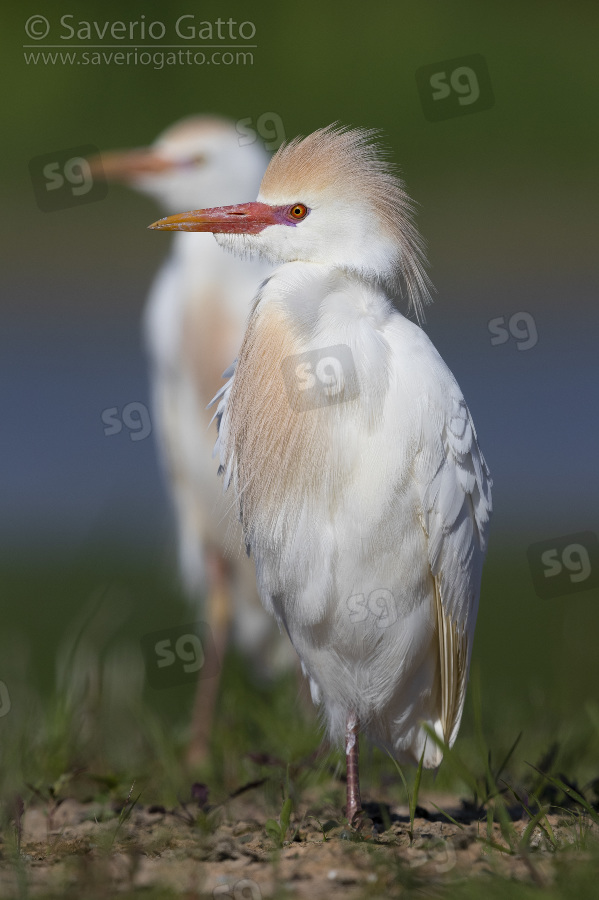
386,750,414,844
422,724,480,799
429,801,465,830
527,764,599,826
519,805,555,852
410,747,425,829
494,732,523,785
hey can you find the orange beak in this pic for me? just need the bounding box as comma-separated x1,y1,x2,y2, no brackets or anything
148,202,281,234
87,148,176,181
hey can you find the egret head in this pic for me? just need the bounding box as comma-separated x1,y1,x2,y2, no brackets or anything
91,115,268,213
150,125,432,321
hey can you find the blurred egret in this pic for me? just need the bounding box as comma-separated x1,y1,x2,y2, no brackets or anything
150,125,492,822
95,116,296,765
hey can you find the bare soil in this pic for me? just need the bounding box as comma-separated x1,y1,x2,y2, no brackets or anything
1,785,595,899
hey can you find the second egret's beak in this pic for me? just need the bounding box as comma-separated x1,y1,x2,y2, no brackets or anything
87,148,175,181
149,202,280,234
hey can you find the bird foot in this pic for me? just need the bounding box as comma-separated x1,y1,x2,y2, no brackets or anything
344,802,365,830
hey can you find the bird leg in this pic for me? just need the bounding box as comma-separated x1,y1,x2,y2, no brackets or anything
186,550,231,768
345,712,362,827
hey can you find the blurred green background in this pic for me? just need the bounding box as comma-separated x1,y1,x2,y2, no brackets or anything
1,0,598,800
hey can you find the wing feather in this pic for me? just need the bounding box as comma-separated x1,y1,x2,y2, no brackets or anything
416,389,492,746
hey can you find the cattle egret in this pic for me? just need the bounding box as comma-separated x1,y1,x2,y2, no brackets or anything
150,125,492,824
95,116,296,765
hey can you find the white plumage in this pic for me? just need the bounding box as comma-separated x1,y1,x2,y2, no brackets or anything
150,125,492,817
97,117,296,763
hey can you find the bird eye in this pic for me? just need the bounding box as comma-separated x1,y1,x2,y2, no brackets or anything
288,203,308,220
181,154,206,168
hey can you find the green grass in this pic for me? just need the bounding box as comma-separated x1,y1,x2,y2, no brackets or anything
1,545,598,897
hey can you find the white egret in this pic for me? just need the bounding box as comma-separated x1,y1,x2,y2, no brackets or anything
96,116,296,765
150,125,492,822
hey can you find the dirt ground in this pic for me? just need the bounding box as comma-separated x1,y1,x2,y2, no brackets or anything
1,785,595,899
